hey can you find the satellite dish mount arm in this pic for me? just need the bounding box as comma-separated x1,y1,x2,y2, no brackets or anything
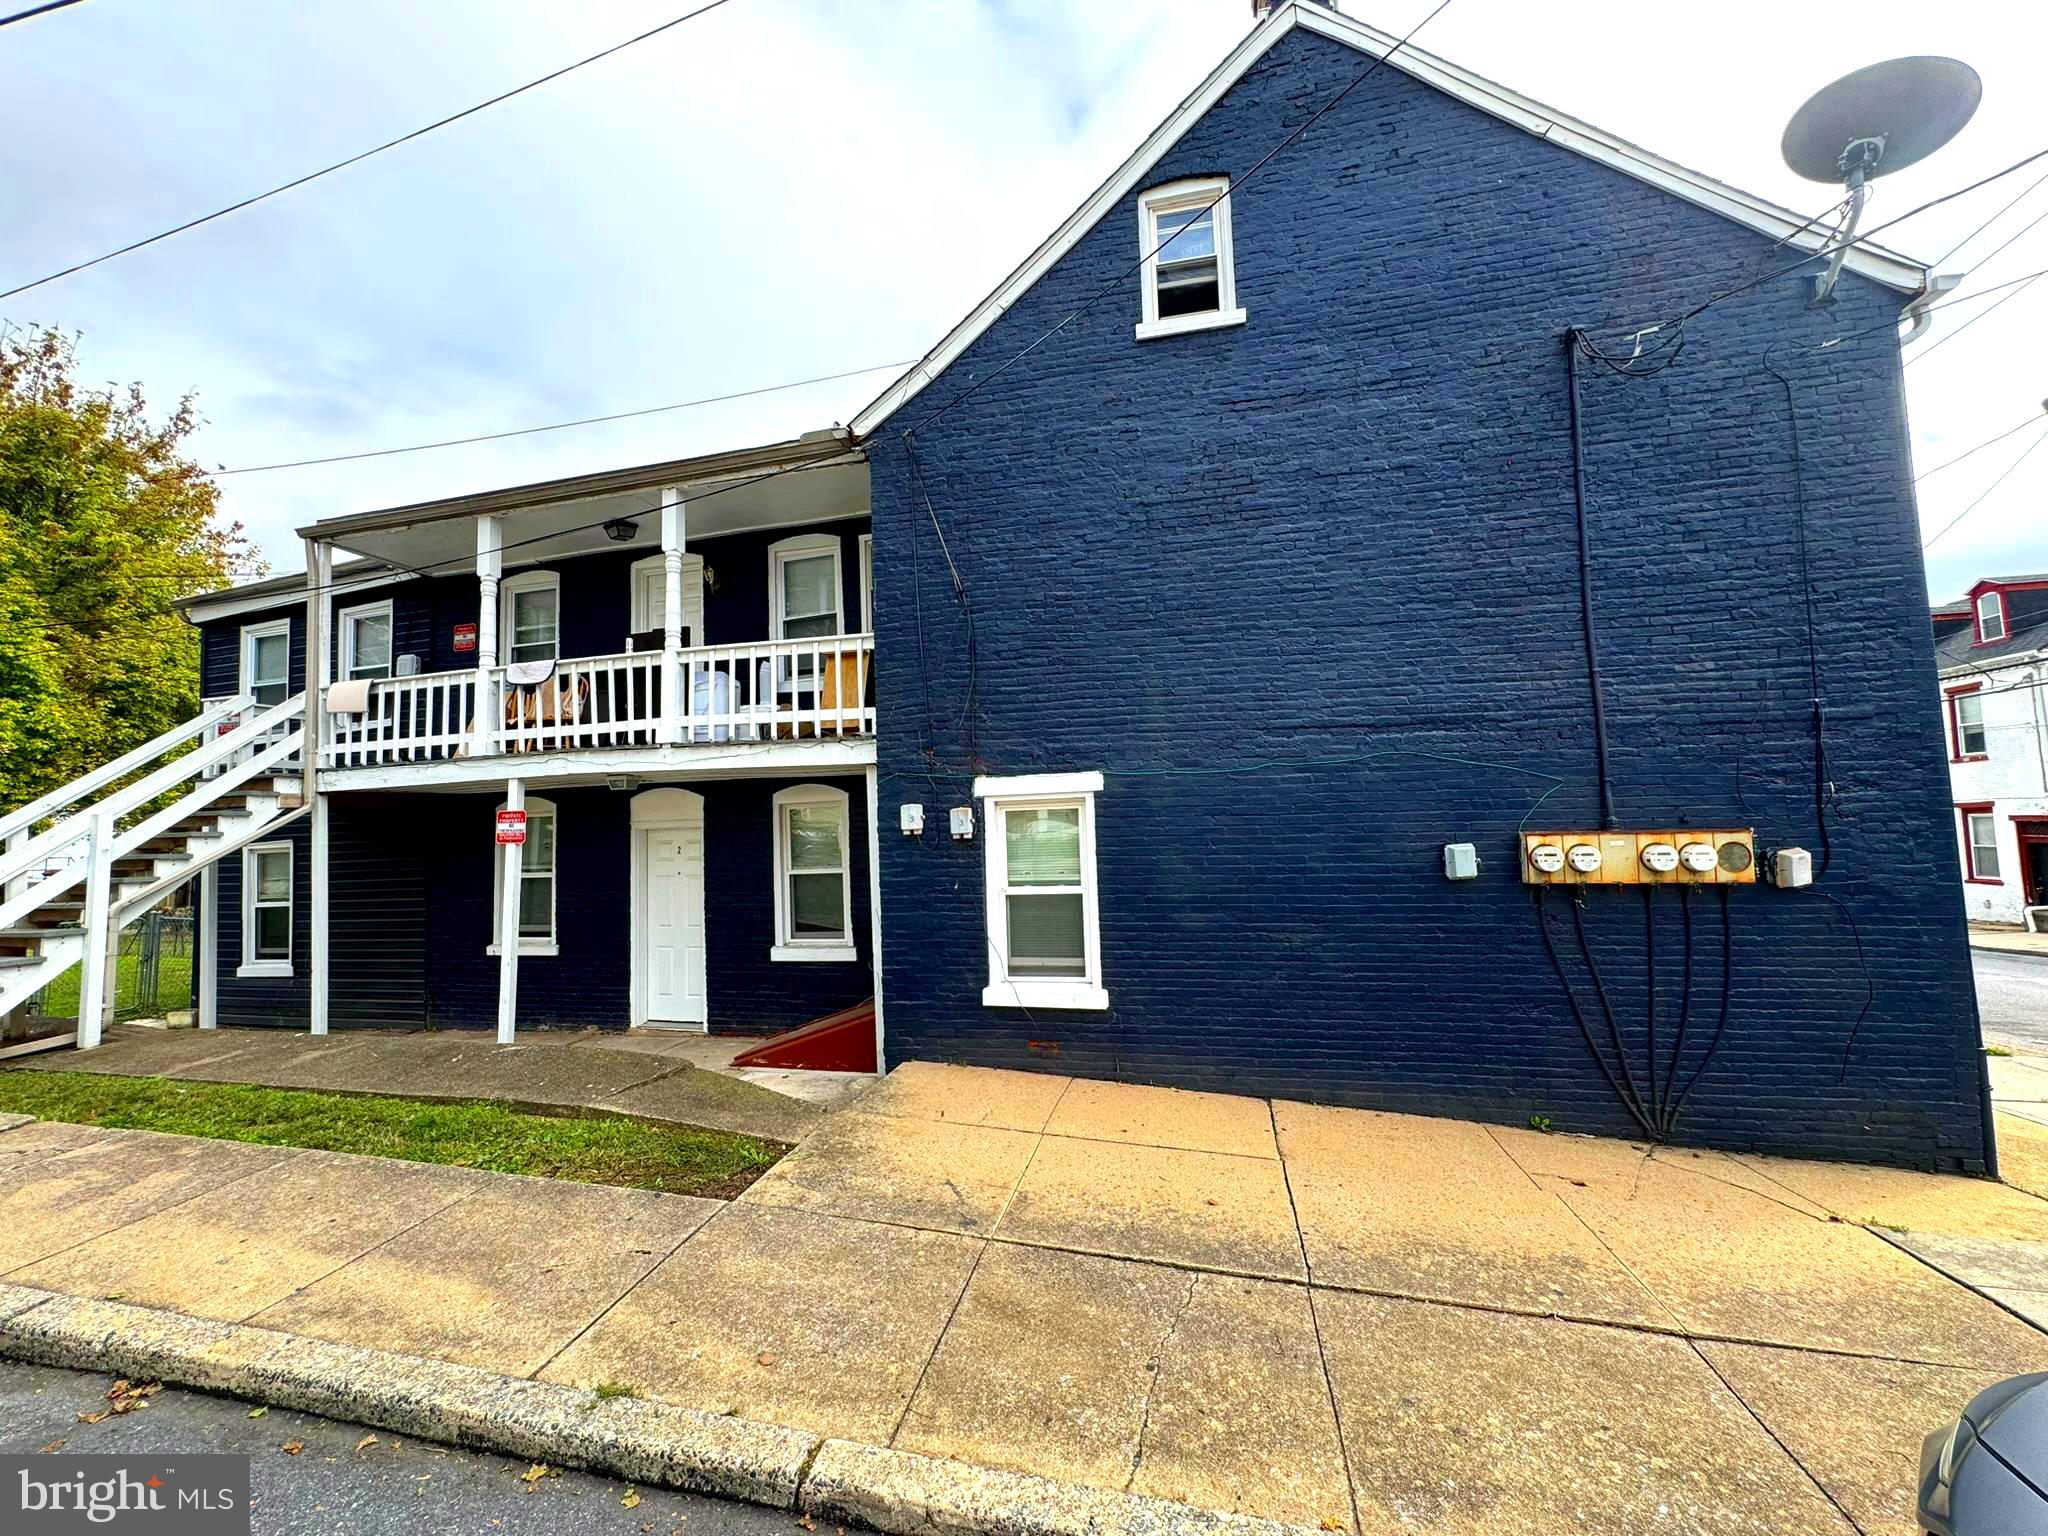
1810,135,1886,308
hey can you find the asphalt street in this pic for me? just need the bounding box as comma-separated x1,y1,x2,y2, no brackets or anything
1976,948,2048,1054
0,1359,819,1536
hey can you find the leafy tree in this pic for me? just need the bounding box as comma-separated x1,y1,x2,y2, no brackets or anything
0,326,260,812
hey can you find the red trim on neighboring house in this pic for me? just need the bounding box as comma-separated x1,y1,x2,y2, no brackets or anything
1946,681,1988,762
1967,577,2048,646
1958,802,2002,883
2016,817,2048,908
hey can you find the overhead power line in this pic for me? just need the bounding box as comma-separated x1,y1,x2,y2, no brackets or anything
0,0,84,27
1933,165,2048,268
0,0,741,300
1922,423,2048,550
215,359,915,475
1916,413,2048,481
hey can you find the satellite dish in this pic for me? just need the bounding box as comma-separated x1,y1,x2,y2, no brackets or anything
1783,57,1981,185
1780,56,1980,305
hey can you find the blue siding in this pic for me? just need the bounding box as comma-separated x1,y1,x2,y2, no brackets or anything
210,778,873,1035
864,30,1987,1168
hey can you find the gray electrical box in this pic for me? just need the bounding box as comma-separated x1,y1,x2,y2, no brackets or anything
1443,842,1480,881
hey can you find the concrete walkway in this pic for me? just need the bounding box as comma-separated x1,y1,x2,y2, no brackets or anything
4,1066,2048,1533
10,1024,858,1143
1970,923,2048,956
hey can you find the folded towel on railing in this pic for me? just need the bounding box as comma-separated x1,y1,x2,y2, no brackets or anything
325,678,373,715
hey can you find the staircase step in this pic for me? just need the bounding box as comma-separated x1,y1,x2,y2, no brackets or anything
0,955,42,970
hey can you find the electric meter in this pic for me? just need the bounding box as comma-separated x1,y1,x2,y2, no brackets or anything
1717,840,1754,874
1566,843,1603,873
1528,844,1565,874
1640,842,1679,873
1678,842,1717,873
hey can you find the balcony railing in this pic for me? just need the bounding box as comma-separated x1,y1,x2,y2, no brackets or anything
318,635,874,769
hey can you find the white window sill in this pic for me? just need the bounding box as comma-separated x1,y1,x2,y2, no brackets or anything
485,942,560,957
236,961,293,979
983,980,1110,1011
1135,307,1246,342
771,944,858,963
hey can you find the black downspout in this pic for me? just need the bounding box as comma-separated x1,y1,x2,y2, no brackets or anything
1565,329,1618,828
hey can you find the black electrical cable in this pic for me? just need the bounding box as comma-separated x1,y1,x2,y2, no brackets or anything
1924,424,2048,550
1761,343,1833,880
1642,886,1660,1128
1818,889,1876,1084
1663,887,1734,1131
1908,271,2046,369
0,0,82,25
902,433,979,760
1658,885,1695,1134
1568,891,1654,1132
0,0,744,300
1934,163,2048,267
1563,330,1619,828
1916,414,2046,482
1534,888,1658,1141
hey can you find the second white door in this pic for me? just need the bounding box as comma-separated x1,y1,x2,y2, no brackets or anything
643,821,707,1027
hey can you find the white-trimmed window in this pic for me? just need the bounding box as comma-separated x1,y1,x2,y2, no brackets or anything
491,797,557,954
501,571,561,665
241,619,290,708
769,534,843,642
338,600,394,681
1954,691,1988,758
772,784,855,961
859,532,874,632
1136,178,1244,342
977,772,1107,1010
239,842,293,978
1964,809,2002,882
1977,591,2008,643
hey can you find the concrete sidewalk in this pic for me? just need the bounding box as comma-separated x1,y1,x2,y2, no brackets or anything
4,1068,2048,1534
1970,923,2048,957
9,1024,850,1142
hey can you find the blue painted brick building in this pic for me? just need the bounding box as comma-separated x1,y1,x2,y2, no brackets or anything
855,8,1989,1167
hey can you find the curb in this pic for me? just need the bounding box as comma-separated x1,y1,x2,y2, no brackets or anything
0,1284,1314,1536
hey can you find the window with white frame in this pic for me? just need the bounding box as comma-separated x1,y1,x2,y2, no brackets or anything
772,785,854,960
1977,591,2007,643
859,532,874,632
241,619,290,707
1136,179,1243,341
769,535,843,641
1965,810,2001,881
501,572,560,664
338,600,394,681
978,773,1107,1010
240,842,293,977
1954,691,1988,758
492,798,557,952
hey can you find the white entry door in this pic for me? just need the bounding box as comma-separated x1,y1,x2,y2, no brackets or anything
643,821,707,1027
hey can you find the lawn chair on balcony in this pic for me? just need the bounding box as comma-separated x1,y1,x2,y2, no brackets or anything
500,660,589,753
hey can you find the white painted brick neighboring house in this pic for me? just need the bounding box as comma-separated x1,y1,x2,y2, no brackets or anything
1935,580,2048,926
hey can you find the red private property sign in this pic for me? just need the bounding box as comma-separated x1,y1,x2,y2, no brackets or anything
453,622,478,653
495,810,527,846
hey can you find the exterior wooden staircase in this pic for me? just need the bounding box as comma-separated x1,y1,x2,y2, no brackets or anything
0,693,309,1044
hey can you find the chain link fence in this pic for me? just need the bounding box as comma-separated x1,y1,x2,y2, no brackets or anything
28,909,195,1024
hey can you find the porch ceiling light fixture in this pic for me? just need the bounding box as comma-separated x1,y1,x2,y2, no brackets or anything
602,517,638,543
605,775,640,793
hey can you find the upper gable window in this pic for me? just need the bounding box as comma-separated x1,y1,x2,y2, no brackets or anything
1977,591,2007,644
1136,179,1246,342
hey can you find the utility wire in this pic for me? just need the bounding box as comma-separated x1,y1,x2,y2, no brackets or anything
0,0,82,26
214,360,913,475
0,0,741,300
1933,165,2048,268
1908,271,2045,367
1922,423,2048,549
1915,414,2047,481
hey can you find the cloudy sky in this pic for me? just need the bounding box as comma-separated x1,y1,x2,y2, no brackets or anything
4,0,2041,601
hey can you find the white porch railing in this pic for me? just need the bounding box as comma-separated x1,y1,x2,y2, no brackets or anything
319,635,875,769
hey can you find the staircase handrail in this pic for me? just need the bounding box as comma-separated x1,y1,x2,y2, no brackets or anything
0,694,253,844
0,693,304,927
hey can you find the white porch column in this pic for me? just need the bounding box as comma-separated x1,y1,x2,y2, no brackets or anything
473,517,503,757
305,537,332,1038
76,810,114,1051
197,864,218,1030
657,488,686,745
496,777,524,1045
866,765,885,1073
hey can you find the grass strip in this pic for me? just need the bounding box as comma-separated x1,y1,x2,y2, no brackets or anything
0,1070,785,1198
